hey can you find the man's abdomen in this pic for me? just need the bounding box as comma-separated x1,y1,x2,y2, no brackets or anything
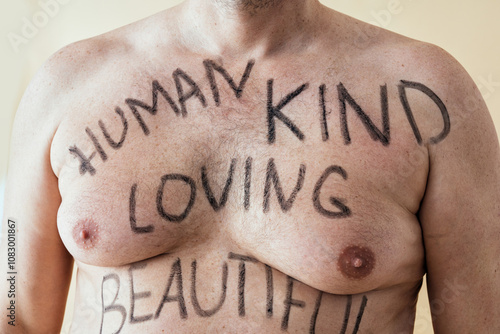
70,250,421,334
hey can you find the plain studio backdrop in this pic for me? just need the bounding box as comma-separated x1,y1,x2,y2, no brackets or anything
1,0,499,333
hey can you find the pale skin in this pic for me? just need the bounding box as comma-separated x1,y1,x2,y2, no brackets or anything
1,0,500,333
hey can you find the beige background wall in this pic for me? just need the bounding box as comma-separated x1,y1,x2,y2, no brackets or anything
1,0,499,333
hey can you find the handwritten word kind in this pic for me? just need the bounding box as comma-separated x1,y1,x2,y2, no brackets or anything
69,59,450,177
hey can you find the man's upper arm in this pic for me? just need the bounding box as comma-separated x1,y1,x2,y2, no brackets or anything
1,54,74,333
418,47,500,332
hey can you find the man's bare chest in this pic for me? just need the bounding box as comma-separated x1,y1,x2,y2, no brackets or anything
52,57,448,293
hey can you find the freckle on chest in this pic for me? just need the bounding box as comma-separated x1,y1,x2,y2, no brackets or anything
72,219,100,249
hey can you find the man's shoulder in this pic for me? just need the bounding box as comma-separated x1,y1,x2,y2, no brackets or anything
44,32,134,88
384,36,464,83
322,11,465,87
352,22,461,80
348,19,474,103
382,34,479,117
357,21,491,149
24,11,169,109
36,8,175,92
16,26,145,136
330,14,486,141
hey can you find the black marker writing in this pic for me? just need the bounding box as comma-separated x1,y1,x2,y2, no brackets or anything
204,59,255,106
156,174,197,223
129,263,153,323
70,54,453,179
398,80,450,145
190,260,228,317
228,252,259,317
129,183,155,233
86,127,108,161
352,296,368,334
312,165,351,218
263,158,306,213
319,84,329,142
98,106,128,149
281,276,306,331
173,68,207,117
155,258,187,320
100,274,126,334
201,159,236,211
338,83,390,146
309,291,323,334
265,264,274,318
339,295,368,334
69,145,96,176
127,157,356,223
244,157,252,210
339,295,352,334
99,255,369,332
127,80,181,135
267,79,308,144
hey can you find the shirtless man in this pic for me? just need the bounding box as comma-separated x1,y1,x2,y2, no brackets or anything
2,0,499,333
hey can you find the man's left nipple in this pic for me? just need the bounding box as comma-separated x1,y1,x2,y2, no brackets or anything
352,257,364,268
337,245,376,280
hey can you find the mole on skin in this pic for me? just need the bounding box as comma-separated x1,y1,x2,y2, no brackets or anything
337,245,375,280
72,219,99,249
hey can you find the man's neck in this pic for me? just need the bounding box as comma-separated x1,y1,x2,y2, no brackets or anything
178,0,323,57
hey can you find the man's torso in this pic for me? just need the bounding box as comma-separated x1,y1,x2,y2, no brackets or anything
48,8,448,333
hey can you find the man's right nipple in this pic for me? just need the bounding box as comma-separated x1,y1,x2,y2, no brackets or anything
72,219,99,249
80,230,90,240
